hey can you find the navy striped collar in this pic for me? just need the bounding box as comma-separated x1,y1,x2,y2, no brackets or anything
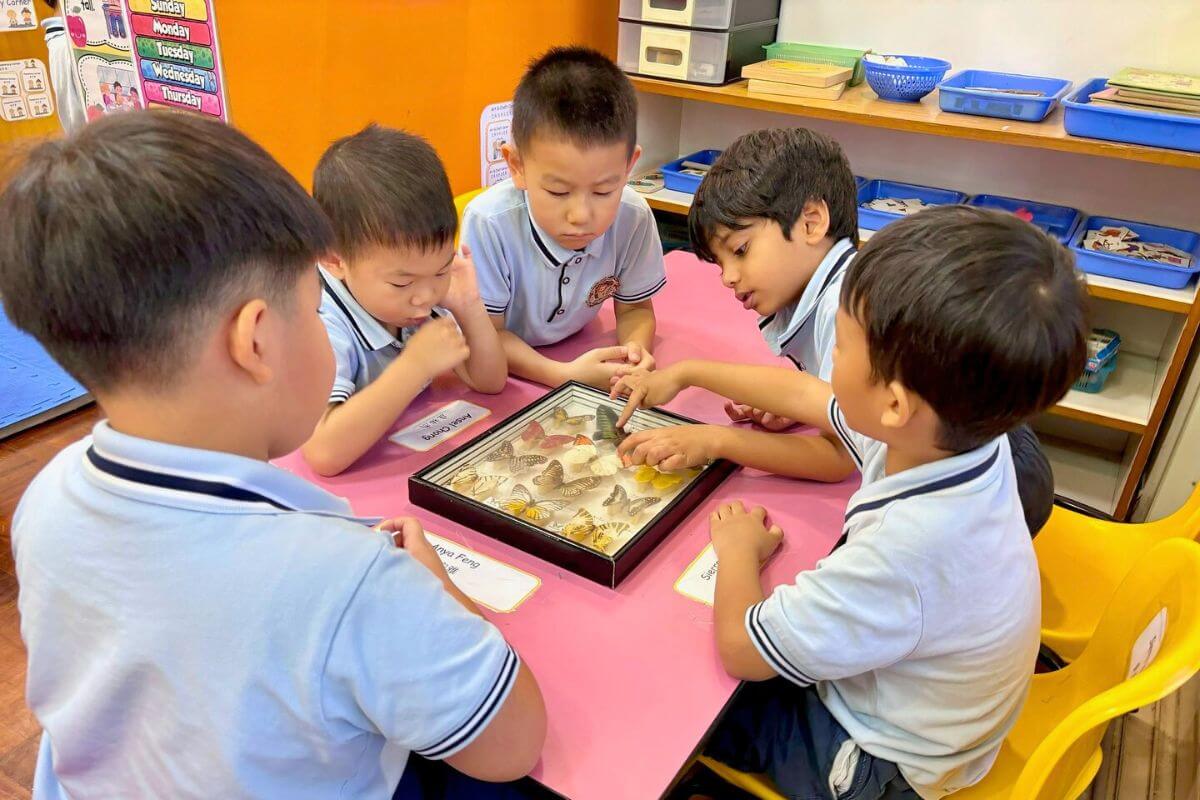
758,238,855,351
81,421,366,519
318,265,400,352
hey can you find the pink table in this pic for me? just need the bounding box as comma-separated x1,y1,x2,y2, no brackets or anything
278,250,858,799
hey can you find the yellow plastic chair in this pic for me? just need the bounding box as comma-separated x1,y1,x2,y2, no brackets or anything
1038,481,1200,662
453,188,484,246
697,538,1200,800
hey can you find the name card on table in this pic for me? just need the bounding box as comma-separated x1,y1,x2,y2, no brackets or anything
426,533,540,613
390,400,490,452
675,543,720,606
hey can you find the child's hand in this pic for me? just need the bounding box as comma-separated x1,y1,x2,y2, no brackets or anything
623,342,656,374
710,501,783,564
724,402,798,432
403,317,470,381
611,364,686,427
618,424,721,470
441,244,482,315
564,345,629,389
376,517,448,578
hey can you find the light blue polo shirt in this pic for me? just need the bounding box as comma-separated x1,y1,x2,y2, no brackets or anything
319,266,454,404
758,238,855,380
14,422,520,799
462,179,667,347
746,398,1040,799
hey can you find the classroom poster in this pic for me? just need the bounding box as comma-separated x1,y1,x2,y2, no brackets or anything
126,0,227,120
0,0,37,33
0,58,53,123
65,0,141,120
480,101,512,187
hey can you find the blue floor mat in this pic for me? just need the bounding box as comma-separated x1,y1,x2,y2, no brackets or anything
0,306,89,437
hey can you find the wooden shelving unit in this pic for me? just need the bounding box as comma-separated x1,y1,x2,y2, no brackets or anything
635,77,1200,518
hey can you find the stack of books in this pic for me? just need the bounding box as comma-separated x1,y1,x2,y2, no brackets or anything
740,59,853,100
1090,68,1200,118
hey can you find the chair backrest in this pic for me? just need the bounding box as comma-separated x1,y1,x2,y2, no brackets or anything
1018,538,1200,799
453,188,485,245
1149,476,1200,543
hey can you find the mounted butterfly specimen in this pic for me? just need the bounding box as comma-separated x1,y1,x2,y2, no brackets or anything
593,405,627,444
552,406,595,429
559,508,631,554
448,466,508,498
500,484,566,524
603,484,664,518
532,459,601,498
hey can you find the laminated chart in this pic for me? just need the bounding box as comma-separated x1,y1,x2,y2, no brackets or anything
126,0,226,120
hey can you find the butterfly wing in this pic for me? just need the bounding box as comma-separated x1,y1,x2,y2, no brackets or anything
449,466,479,493
627,496,664,516
539,435,574,450
560,476,601,498
521,420,546,445
633,465,659,484
484,440,514,462
470,474,507,497
532,459,564,490
501,483,535,516
507,454,548,473
592,522,631,550
589,453,623,477
552,406,567,425
603,483,629,511
652,471,685,492
573,435,594,447
522,497,567,523
594,405,625,442
560,508,595,541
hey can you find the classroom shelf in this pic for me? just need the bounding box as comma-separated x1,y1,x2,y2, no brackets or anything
1050,352,1163,434
631,77,1200,171
1040,434,1129,516
643,183,1198,313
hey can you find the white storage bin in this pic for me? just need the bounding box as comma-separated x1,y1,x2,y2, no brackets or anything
618,0,780,30
617,19,778,85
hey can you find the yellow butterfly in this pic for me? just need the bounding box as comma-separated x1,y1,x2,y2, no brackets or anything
532,459,601,498
501,484,566,524
603,484,664,518
449,466,508,497
633,464,696,492
559,508,631,554
552,406,596,428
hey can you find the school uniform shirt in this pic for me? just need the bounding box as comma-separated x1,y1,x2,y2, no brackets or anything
319,266,454,404
462,179,667,347
758,238,855,381
14,422,520,800
745,399,1040,799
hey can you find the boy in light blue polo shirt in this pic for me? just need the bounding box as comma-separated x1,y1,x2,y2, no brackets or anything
0,112,545,799
615,206,1089,798
462,47,667,390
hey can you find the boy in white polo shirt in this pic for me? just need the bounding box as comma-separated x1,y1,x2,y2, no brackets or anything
302,125,507,476
616,206,1089,798
0,111,545,799
462,46,666,389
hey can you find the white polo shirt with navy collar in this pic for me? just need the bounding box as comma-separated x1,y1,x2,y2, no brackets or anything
758,237,855,380
14,422,520,799
745,398,1040,799
461,179,667,347
319,265,454,404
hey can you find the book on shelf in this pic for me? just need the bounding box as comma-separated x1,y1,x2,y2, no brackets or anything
741,59,852,88
746,77,847,100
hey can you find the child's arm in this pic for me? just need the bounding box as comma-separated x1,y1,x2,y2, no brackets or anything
619,424,855,482
614,359,834,433
614,298,657,372
442,246,507,394
491,313,631,390
302,319,468,476
710,502,784,680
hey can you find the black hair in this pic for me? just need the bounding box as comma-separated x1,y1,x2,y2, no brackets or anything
0,110,333,393
688,128,859,263
512,46,637,154
313,124,456,259
841,205,1089,452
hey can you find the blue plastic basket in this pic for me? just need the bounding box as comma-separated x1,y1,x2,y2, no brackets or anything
1063,78,1200,154
863,55,951,102
661,149,721,194
1074,351,1118,394
968,194,1083,244
938,70,1072,122
854,174,868,191
1069,216,1200,290
857,179,968,231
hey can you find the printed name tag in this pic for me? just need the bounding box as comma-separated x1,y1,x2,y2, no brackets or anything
675,543,720,606
426,533,540,613
390,400,490,452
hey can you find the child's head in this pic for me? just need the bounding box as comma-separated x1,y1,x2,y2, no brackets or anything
688,128,858,316
0,111,336,457
505,46,639,252
313,124,456,329
833,205,1088,455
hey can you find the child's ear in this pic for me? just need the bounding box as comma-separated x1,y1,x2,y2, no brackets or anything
626,144,643,176
880,379,915,430
502,143,526,190
227,299,274,386
799,199,832,244
321,253,348,280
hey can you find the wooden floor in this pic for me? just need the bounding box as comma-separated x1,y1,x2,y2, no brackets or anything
0,407,1196,799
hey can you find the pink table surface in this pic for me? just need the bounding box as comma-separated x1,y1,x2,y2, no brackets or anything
278,250,859,799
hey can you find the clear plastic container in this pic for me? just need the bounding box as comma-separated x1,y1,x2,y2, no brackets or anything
617,18,778,85
618,0,780,30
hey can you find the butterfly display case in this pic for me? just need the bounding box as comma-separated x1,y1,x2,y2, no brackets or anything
409,382,736,587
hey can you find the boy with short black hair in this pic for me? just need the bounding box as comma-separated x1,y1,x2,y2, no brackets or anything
1,111,544,798
462,46,666,389
303,124,507,476
616,206,1088,798
623,127,1055,533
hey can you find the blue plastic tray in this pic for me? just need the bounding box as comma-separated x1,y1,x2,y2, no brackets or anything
1070,216,1200,290
854,175,868,190
968,194,1083,243
938,70,1072,122
1063,78,1200,154
857,179,968,231
662,149,721,194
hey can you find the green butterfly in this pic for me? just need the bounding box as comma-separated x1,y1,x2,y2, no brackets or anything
594,405,627,443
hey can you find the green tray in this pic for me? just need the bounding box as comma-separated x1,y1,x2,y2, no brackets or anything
763,42,870,87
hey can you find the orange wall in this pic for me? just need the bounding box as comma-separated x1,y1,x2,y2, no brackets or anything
0,18,60,144
216,0,619,194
